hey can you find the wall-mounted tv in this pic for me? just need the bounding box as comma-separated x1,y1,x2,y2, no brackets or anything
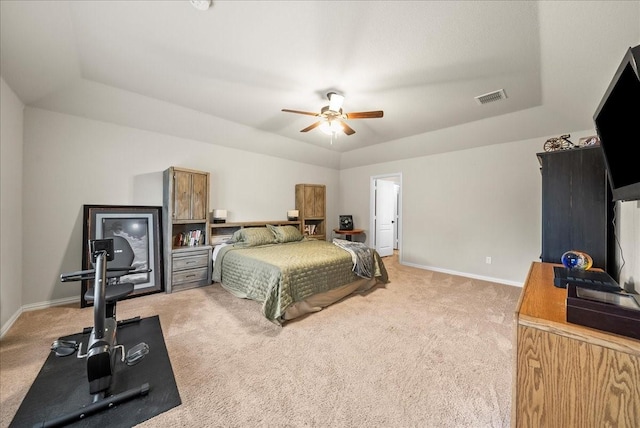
593,44,640,202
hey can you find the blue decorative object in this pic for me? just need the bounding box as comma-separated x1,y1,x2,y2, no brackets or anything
561,250,593,270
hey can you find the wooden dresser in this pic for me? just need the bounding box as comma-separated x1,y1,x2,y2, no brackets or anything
513,261,640,427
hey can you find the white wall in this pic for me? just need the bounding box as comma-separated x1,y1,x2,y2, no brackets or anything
341,135,640,287
20,107,339,310
340,138,543,286
618,200,640,291
0,77,24,332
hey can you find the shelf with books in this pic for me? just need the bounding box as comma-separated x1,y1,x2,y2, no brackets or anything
173,227,205,247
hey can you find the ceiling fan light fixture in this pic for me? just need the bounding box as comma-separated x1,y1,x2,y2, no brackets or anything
327,92,344,112
281,93,381,138
190,0,212,11
320,120,344,135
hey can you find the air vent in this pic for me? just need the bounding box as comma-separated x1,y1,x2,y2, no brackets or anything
475,89,507,105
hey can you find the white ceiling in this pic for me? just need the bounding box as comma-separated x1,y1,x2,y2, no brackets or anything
1,1,639,168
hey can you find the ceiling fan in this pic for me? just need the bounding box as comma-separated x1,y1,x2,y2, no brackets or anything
282,92,383,136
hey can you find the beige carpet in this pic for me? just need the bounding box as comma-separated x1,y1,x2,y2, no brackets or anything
1,253,522,427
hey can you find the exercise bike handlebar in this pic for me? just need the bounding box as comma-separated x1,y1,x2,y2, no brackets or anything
61,263,151,340
60,267,151,282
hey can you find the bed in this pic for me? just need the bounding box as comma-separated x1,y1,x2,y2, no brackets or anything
212,225,388,324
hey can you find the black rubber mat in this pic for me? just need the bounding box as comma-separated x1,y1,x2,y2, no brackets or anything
10,315,181,427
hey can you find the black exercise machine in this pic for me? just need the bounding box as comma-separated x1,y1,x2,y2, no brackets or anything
40,238,150,427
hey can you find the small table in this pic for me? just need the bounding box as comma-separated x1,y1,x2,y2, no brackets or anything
333,228,364,241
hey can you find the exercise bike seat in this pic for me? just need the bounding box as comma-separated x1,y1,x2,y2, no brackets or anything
85,282,134,303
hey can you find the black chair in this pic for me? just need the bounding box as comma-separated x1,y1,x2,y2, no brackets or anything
84,235,136,321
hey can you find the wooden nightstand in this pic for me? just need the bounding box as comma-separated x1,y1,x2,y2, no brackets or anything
333,228,364,241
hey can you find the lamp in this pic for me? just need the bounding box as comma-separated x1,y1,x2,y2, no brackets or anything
287,210,299,221
212,209,227,224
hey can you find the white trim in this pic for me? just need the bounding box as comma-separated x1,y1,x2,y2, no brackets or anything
0,296,80,339
400,261,524,288
0,307,23,338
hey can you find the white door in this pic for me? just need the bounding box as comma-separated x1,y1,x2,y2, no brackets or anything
393,184,400,249
375,179,395,257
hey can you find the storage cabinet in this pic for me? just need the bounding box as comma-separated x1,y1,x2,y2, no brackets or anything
173,169,208,221
295,184,326,240
512,262,640,427
163,167,212,293
537,146,616,279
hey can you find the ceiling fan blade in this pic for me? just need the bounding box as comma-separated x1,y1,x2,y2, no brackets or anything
282,109,320,117
345,110,384,119
301,121,322,132
341,122,356,136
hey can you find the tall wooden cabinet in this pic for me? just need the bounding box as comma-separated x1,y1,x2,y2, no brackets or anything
163,167,212,293
295,184,326,240
537,146,616,279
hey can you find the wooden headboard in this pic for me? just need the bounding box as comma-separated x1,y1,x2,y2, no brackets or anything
209,220,302,246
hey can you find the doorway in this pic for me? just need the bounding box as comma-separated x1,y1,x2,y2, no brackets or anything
370,173,402,258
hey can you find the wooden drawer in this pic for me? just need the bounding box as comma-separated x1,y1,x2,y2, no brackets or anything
172,266,209,285
169,246,212,292
172,252,209,271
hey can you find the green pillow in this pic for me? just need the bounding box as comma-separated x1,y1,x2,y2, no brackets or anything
231,227,276,246
267,225,304,243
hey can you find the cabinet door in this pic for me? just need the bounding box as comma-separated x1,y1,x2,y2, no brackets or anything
313,186,325,217
303,186,317,217
570,150,608,266
304,185,325,217
173,170,193,220
540,152,572,263
191,173,208,220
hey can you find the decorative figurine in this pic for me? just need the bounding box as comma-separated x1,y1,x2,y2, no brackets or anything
543,134,574,152
561,250,593,270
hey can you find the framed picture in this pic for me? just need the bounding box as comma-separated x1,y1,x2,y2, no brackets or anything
81,205,164,307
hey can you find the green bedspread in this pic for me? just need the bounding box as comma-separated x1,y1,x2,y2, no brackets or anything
212,239,388,323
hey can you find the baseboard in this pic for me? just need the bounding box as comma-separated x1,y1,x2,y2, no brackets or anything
0,296,80,339
399,260,524,288
0,307,23,339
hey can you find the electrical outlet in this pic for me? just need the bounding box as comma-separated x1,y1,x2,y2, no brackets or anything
485,256,492,264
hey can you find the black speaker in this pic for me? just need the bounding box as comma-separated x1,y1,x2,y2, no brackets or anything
339,215,353,231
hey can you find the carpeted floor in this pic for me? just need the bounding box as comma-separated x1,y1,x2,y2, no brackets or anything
1,253,523,427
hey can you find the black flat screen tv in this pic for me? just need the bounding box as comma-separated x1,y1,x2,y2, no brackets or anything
593,44,640,202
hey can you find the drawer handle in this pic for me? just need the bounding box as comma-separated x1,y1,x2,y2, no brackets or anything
186,261,197,265
186,274,196,278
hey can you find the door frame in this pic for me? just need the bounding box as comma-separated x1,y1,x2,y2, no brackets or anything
370,172,402,260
